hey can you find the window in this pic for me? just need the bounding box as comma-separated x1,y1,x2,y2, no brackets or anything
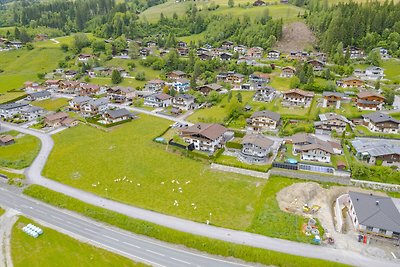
366,226,373,231
379,229,386,235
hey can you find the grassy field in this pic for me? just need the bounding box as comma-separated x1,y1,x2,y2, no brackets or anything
0,133,41,169
354,125,400,139
24,185,347,267
140,2,303,23
11,216,143,267
44,115,266,230
0,168,25,180
32,98,69,111
0,47,66,93
381,59,400,82
0,91,26,104
215,154,272,172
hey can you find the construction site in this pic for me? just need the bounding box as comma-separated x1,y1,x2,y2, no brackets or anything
276,182,400,260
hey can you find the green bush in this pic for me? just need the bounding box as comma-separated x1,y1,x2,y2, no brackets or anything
351,163,400,184
23,185,346,267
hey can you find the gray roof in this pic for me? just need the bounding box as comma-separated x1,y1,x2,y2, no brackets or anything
242,134,273,149
250,110,281,122
88,97,108,107
0,102,28,110
351,139,400,157
362,112,400,124
349,191,400,233
28,90,51,98
322,91,344,98
72,96,92,104
176,94,194,100
319,113,349,123
105,108,131,119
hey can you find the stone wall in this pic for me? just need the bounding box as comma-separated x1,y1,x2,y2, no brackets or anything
269,168,351,185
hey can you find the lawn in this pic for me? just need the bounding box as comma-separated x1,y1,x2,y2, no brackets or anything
248,175,323,242
11,217,143,267
32,98,69,111
0,133,41,169
0,46,66,93
392,112,400,120
140,2,302,23
0,169,25,180
44,115,266,230
0,91,26,104
215,154,272,172
381,59,400,82
354,125,400,139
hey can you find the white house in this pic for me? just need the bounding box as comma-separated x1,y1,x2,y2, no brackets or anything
247,110,281,131
0,102,29,119
26,90,51,101
144,93,172,108
267,50,280,60
239,134,274,164
172,94,195,111
81,97,109,116
364,66,384,80
362,112,400,134
180,123,228,153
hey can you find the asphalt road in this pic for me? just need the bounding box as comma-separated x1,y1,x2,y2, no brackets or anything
0,187,252,267
1,123,400,267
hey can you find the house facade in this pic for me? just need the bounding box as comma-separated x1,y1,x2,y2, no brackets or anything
81,98,109,116
315,113,350,134
145,79,165,92
322,91,344,109
253,86,277,102
26,90,51,101
102,108,133,124
362,112,400,134
172,94,195,111
196,83,223,95
247,110,281,131
180,123,228,153
356,92,385,111
144,93,172,107
280,66,296,78
238,134,273,164
173,78,190,93
282,89,314,107
352,139,400,165
0,102,28,119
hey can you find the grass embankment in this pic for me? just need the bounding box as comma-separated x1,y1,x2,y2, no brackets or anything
23,185,347,267
0,208,4,217
0,132,41,169
43,115,266,230
215,155,272,172
11,216,144,267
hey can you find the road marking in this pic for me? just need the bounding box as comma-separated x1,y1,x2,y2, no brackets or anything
391,252,397,259
50,215,63,220
170,257,191,265
146,250,165,257
64,220,75,226
35,209,45,214
84,228,98,234
102,234,119,241
122,242,140,249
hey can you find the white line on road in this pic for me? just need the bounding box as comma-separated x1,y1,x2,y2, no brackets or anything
146,250,165,257
391,252,397,259
170,257,191,265
84,228,98,234
122,242,141,249
50,215,64,220
64,220,76,226
35,209,45,214
102,234,119,241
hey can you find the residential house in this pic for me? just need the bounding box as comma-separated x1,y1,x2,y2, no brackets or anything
267,50,280,60
173,78,190,93
253,86,277,102
24,81,41,91
177,41,187,48
196,83,223,95
81,97,109,116
364,66,384,80
314,113,350,134
197,47,210,55
69,96,92,111
167,70,186,80
144,93,172,108
282,89,314,107
58,81,81,94
347,191,400,239
221,41,234,50
233,45,247,54
362,112,400,134
177,47,189,56
140,47,150,57
77,54,94,62
0,102,28,119
0,135,15,146
106,86,136,103
146,41,157,47
103,108,133,124
20,106,44,121
249,73,270,88
288,51,310,61
26,91,51,101
239,134,273,164
356,91,385,111
307,59,325,71
44,112,78,127
145,79,165,92
280,66,296,78
79,84,104,96
180,123,228,153
373,47,390,60
64,70,78,80
172,94,196,111
45,79,62,90
288,133,341,163
322,91,345,109
352,139,400,165
247,110,281,131
220,52,233,61
216,72,245,84
336,77,365,88
344,46,364,59
198,53,212,61
247,47,264,58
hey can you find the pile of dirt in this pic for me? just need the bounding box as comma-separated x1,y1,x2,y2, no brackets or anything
275,22,317,53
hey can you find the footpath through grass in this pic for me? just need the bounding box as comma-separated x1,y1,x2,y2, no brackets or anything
23,185,348,267
0,133,41,169
11,216,144,267
44,115,266,230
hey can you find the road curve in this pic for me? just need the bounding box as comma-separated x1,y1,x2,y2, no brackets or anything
1,121,399,267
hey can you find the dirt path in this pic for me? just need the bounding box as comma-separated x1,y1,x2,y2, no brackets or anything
275,22,316,52
0,209,18,267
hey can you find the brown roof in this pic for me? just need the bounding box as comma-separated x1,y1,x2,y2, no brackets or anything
357,91,385,100
181,123,227,140
242,134,273,149
45,112,69,122
287,133,314,144
284,89,314,98
0,135,14,143
299,142,334,154
61,117,77,126
155,93,172,100
250,110,281,122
